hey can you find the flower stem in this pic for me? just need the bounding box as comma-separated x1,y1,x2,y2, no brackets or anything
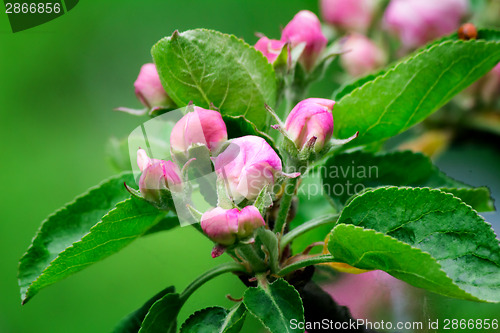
179,262,247,304
280,213,340,252
236,243,268,273
278,254,335,276
274,176,299,234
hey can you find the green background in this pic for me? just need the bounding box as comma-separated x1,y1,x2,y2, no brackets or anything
1,1,499,332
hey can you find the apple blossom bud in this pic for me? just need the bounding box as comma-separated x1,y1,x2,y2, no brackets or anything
340,34,387,77
384,0,469,49
200,206,265,247
281,10,328,71
170,107,228,157
215,136,282,201
137,149,182,203
285,98,334,152
320,0,376,33
134,63,176,109
254,36,286,63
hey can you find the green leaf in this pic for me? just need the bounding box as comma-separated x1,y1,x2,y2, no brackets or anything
139,292,182,333
19,196,167,304
332,29,500,146
18,172,133,303
143,215,179,236
152,29,277,130
113,286,176,333
180,303,246,333
321,150,495,211
329,187,500,302
244,278,304,333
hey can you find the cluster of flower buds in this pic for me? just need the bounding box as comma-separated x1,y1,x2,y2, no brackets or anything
384,0,469,49
134,63,176,110
135,105,228,207
254,10,327,71
134,107,302,253
284,98,335,154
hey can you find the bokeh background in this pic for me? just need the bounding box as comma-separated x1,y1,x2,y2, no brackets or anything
1,1,499,332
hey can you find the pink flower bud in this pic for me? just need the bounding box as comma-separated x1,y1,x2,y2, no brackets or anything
170,107,228,156
281,10,328,71
285,98,334,152
254,36,286,63
134,63,176,109
384,0,469,49
201,206,265,247
137,149,182,203
215,136,282,201
320,0,376,33
340,34,387,77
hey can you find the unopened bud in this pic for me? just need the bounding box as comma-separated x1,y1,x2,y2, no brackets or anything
254,36,286,63
281,10,328,71
200,206,265,247
170,106,228,159
320,0,376,33
215,136,283,201
285,98,334,152
134,63,176,109
384,0,469,48
137,149,182,204
340,33,386,77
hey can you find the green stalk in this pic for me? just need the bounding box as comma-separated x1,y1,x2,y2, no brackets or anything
236,243,267,273
274,176,299,234
278,254,335,276
280,213,340,252
179,262,247,303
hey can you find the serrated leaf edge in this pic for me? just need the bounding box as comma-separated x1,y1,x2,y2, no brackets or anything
18,172,134,303
21,197,163,304
337,37,500,106
243,279,305,333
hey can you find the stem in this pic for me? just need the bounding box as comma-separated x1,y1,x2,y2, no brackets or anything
274,176,299,234
179,262,247,303
236,244,267,273
280,213,340,251
278,254,335,276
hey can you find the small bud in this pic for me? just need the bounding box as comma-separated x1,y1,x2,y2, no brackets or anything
384,0,469,49
254,36,286,63
281,10,328,71
134,63,176,109
200,206,265,247
170,107,228,158
215,136,283,201
320,0,376,33
137,149,182,203
340,33,387,77
285,98,334,152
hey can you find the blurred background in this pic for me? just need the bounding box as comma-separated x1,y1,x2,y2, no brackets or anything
1,0,499,332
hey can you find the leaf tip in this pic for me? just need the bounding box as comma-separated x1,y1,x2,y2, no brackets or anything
171,29,180,40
